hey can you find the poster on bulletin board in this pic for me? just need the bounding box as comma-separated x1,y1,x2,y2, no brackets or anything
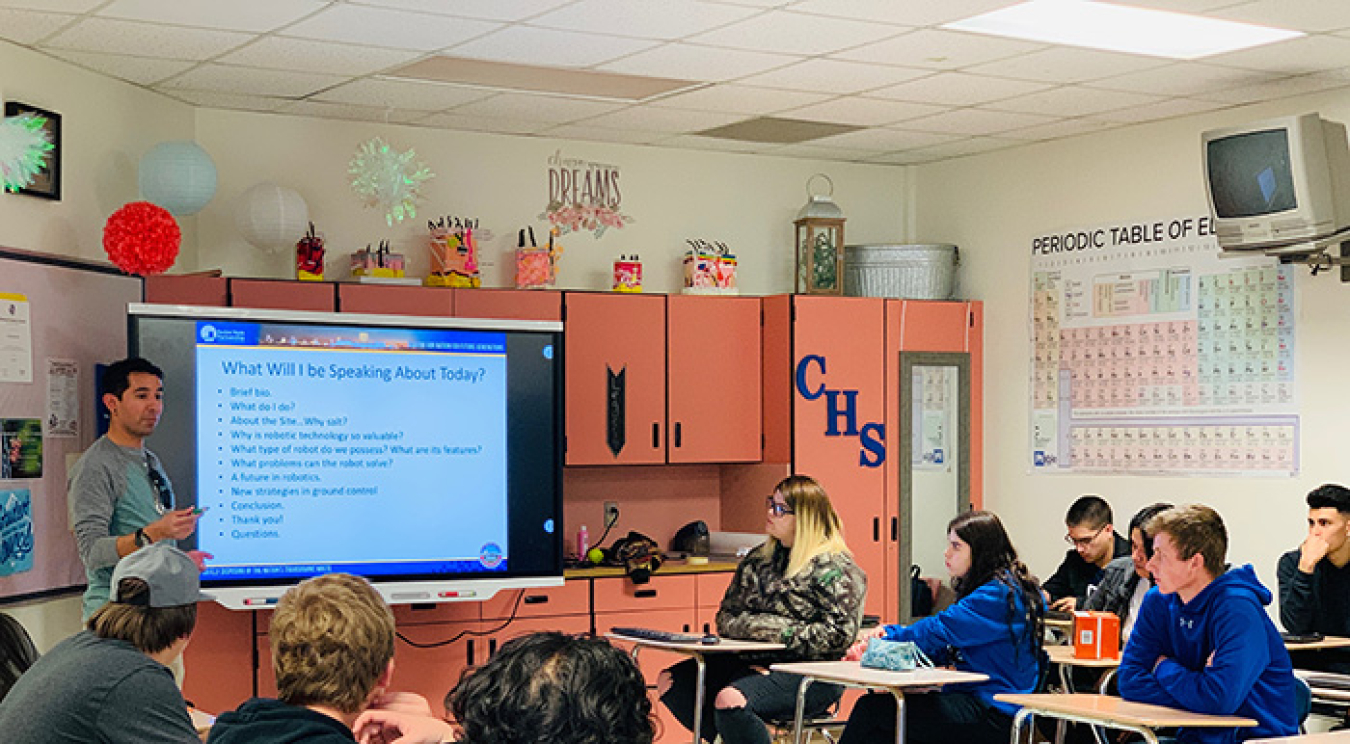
1028,213,1298,476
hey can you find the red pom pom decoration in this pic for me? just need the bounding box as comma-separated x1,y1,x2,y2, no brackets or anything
103,201,181,276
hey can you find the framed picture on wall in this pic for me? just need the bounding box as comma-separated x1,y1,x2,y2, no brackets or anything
3,101,61,201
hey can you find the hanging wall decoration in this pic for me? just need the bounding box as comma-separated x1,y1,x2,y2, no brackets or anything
540,149,633,238
348,137,433,226
103,201,180,276
0,112,53,194
138,141,217,216
235,182,309,252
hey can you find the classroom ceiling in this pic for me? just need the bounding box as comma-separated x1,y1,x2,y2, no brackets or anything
7,0,1350,164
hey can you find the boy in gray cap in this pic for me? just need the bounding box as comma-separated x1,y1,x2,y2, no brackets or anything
0,542,209,743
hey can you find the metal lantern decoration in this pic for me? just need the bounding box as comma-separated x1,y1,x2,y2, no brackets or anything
794,174,845,294
138,141,217,216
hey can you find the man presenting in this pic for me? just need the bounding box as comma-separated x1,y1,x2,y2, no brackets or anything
69,357,208,619
1044,495,1130,612
1278,483,1350,674
1119,505,1297,744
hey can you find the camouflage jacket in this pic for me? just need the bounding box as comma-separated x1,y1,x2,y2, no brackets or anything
716,542,867,662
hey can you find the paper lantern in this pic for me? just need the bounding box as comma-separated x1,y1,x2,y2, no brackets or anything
235,183,309,252
138,141,217,216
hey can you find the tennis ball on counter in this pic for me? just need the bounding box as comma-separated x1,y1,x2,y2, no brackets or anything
587,547,606,565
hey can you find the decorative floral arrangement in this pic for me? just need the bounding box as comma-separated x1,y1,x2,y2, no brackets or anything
0,113,53,193
103,202,180,275
348,137,434,226
539,202,633,238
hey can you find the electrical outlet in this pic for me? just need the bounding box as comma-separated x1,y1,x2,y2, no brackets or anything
604,501,620,529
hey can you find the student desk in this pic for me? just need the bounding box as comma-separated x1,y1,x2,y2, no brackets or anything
1247,730,1350,743
995,693,1257,744
607,632,784,744
769,660,988,744
1286,637,1350,652
1046,645,1120,694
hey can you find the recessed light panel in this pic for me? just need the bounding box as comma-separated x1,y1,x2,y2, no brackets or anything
944,1,1302,60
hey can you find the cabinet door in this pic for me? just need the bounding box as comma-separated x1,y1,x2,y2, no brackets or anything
454,288,561,321
338,284,453,317
230,278,335,311
565,293,666,464
792,296,887,620
667,296,762,463
182,603,254,715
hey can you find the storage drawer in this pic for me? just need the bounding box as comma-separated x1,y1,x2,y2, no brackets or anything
593,574,695,613
480,580,590,620
695,571,734,608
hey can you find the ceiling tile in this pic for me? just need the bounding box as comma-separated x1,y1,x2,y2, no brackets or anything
811,127,965,152
832,28,1044,70
781,97,949,126
791,0,1016,27
46,49,196,86
41,17,253,60
0,0,99,11
0,9,74,45
1090,62,1282,97
276,100,425,124
866,72,1051,106
687,9,907,56
1193,73,1350,104
538,123,668,145
575,106,746,134
348,0,575,22
283,4,501,51
649,84,833,116
220,37,421,76
529,0,759,41
454,92,628,124
161,89,291,112
1205,34,1350,75
982,85,1165,117
1119,1,1239,12
1210,1,1350,33
95,0,326,33
962,46,1171,84
901,107,1058,136
654,133,770,153
416,111,552,135
447,26,659,68
1000,117,1118,142
313,78,495,111
763,142,884,161
908,135,1022,159
737,58,932,94
598,42,799,82
1086,96,1232,124
158,63,347,98
863,150,942,165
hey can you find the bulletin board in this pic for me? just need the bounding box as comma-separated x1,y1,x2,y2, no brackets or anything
1028,213,1298,476
0,247,142,602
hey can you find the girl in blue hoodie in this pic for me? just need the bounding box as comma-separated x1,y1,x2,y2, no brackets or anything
838,510,1045,744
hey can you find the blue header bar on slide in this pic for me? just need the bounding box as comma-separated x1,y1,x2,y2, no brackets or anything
197,320,506,355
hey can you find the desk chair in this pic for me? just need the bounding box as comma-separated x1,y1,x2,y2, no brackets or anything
767,700,842,744
1296,676,1314,733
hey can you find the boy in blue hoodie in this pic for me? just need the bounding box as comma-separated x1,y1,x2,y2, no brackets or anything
1118,505,1298,744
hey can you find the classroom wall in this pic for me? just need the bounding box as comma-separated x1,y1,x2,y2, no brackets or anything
913,86,1350,617
0,41,197,268
189,107,911,293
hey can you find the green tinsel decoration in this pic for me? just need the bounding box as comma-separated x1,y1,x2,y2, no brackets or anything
348,137,434,226
0,113,53,193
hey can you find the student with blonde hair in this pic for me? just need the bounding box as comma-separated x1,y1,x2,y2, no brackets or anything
657,474,867,744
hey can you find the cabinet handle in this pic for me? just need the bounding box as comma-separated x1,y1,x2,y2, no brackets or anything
467,639,475,667
652,423,660,448
683,624,691,632
890,517,898,542
873,518,880,542
674,422,682,448
703,623,711,634
489,638,498,657
523,595,549,605
634,589,657,599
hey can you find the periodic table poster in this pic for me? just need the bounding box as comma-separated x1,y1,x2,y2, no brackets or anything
1029,213,1298,476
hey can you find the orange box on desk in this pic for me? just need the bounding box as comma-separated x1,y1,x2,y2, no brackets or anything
1073,611,1120,660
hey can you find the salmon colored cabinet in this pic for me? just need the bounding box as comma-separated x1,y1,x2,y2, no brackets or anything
565,293,761,465
454,288,561,321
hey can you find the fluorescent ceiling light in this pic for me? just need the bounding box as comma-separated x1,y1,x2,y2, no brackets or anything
944,1,1303,60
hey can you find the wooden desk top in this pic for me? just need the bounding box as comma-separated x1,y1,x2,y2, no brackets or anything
1046,644,1122,668
606,632,784,654
1045,617,1074,630
994,694,1257,729
1285,636,1350,651
1246,731,1350,743
567,559,739,579
769,660,988,690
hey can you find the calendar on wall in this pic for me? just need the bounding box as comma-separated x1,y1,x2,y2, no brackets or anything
1028,213,1298,476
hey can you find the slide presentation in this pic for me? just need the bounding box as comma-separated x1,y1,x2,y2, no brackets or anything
192,320,509,580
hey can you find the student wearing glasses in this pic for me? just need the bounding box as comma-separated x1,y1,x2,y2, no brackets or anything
657,475,867,744
68,358,210,620
1043,495,1129,612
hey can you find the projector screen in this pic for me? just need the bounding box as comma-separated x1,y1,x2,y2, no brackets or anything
128,304,564,609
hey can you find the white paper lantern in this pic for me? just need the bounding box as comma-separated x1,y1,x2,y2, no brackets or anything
138,141,217,216
235,183,309,253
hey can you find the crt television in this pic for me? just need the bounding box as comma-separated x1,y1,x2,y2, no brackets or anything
1202,112,1350,253
128,303,564,609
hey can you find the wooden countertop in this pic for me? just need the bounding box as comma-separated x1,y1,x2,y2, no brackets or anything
565,558,739,579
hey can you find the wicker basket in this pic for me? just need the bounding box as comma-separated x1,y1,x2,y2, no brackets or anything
844,244,958,299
